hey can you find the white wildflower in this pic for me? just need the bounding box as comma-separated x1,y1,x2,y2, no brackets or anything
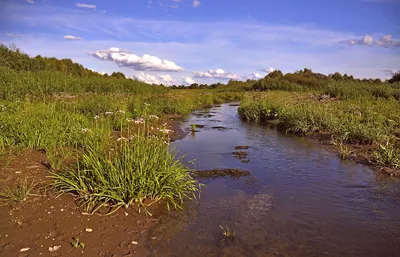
144,103,150,107
81,128,91,134
104,111,114,115
158,128,172,134
134,118,145,124
116,110,126,114
0,105,6,111
148,115,159,120
126,118,134,122
117,137,128,142
94,115,101,120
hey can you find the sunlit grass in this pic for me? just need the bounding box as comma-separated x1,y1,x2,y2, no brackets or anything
50,133,199,215
0,178,38,204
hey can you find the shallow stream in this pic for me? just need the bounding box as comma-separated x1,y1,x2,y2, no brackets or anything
149,103,400,257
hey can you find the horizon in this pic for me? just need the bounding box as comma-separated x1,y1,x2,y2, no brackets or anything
1,0,399,86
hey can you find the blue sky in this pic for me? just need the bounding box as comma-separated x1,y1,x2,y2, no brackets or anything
1,0,399,85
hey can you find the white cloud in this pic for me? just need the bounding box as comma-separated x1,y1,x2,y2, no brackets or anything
132,72,175,85
192,0,201,7
6,33,24,37
246,72,263,80
76,3,96,9
260,67,275,73
26,0,35,4
64,35,82,40
183,76,196,85
89,47,184,72
193,68,241,80
346,34,400,48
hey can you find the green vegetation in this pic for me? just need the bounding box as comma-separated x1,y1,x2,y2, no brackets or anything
1,41,399,216
238,90,400,171
0,178,38,204
50,131,199,215
0,44,244,213
373,141,400,169
71,238,85,249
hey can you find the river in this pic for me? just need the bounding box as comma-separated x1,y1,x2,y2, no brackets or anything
148,103,400,257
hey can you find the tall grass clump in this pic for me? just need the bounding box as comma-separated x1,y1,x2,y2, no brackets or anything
50,135,199,215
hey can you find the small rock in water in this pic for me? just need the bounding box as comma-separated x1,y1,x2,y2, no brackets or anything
85,228,93,232
131,241,138,245
20,248,30,252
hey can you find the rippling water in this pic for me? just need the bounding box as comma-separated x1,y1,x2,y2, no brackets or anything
148,104,400,257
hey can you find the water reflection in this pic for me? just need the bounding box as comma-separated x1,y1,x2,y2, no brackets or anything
150,104,400,257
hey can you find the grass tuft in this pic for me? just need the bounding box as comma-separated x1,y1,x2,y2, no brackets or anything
0,178,38,203
50,134,199,215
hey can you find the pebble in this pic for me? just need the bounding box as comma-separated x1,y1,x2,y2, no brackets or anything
131,241,138,245
48,245,61,252
20,247,30,252
85,228,93,232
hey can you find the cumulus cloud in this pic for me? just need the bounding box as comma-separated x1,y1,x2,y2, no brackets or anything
64,35,82,40
89,48,184,72
6,33,24,37
76,3,96,9
193,68,240,80
183,76,196,85
260,67,275,73
26,0,35,4
246,72,263,80
192,0,201,7
345,34,400,48
132,72,175,85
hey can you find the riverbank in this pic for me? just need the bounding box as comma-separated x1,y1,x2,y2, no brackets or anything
0,91,241,256
238,91,400,176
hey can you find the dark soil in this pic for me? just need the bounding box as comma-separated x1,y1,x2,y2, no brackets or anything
190,169,250,179
195,124,205,128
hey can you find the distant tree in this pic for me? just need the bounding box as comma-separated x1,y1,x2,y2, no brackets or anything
331,72,343,81
267,70,283,79
110,72,126,79
189,83,199,89
388,72,400,84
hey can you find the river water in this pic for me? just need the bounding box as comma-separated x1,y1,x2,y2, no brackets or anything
148,103,400,257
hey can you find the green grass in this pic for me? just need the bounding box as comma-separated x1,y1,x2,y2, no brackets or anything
50,133,199,215
373,140,400,169
0,178,38,204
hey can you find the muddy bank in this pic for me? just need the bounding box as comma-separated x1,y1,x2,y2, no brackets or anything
0,150,172,257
